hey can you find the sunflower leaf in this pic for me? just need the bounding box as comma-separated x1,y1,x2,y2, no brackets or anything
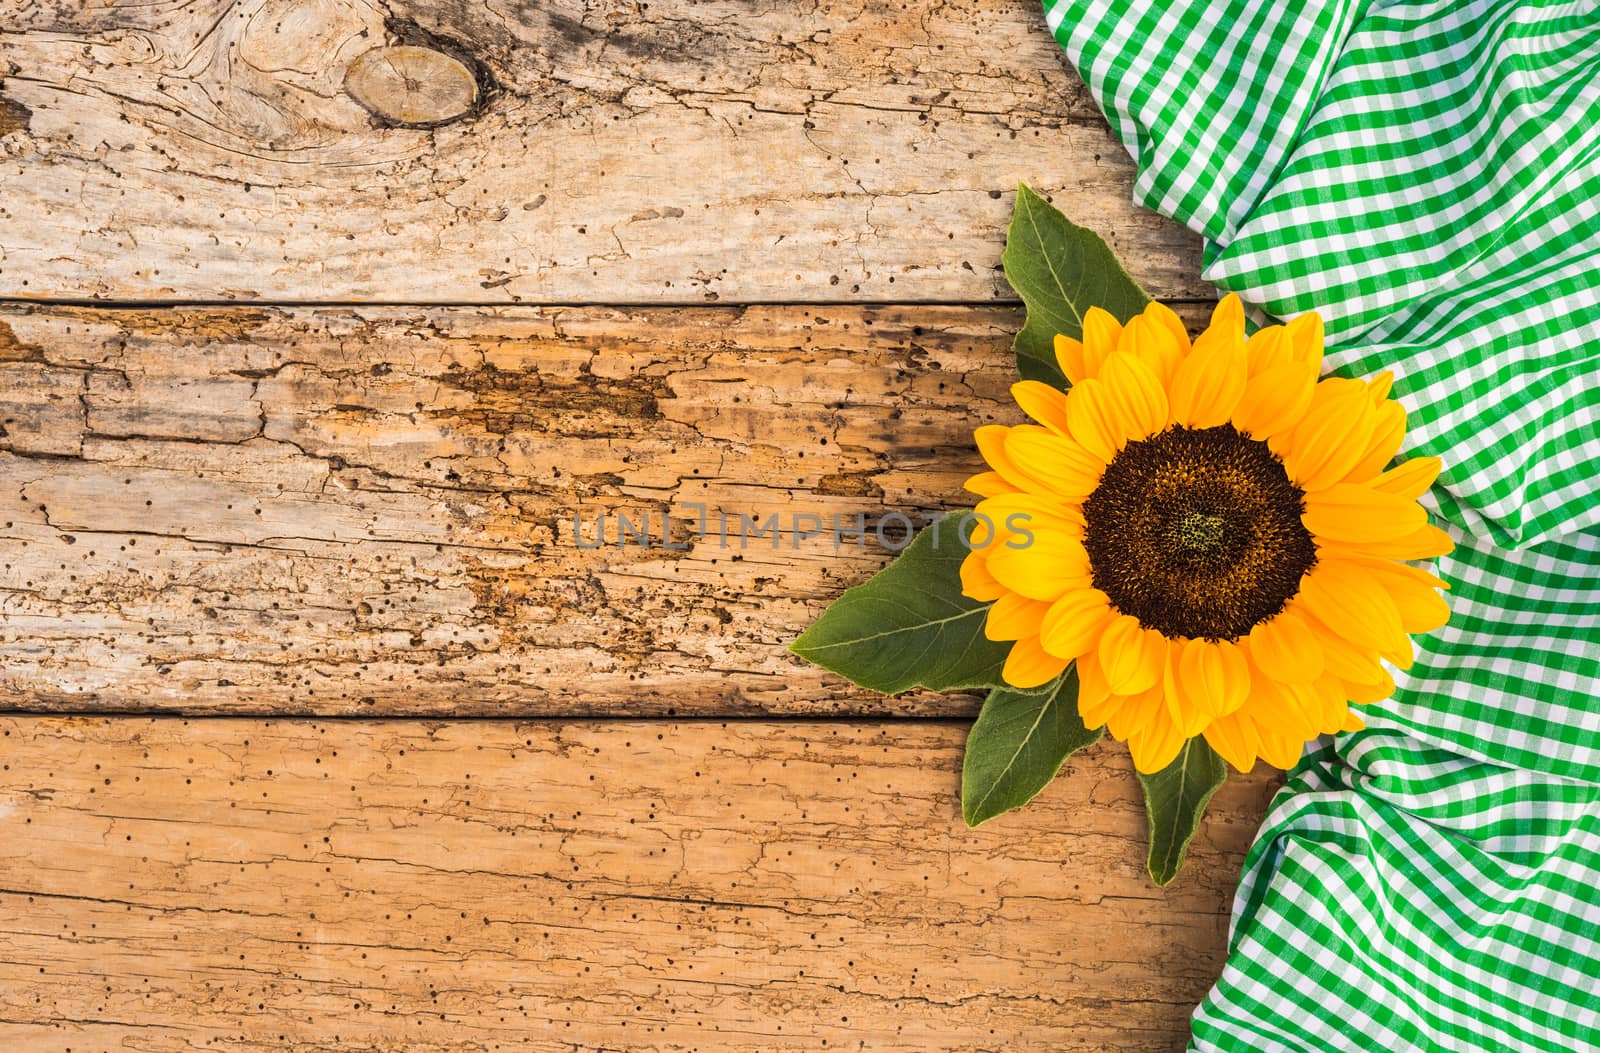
1139,737,1228,886
962,667,1101,826
1003,183,1150,387
789,519,1010,693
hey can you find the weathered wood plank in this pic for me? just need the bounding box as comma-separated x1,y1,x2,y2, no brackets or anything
0,0,1203,303
0,716,1280,1051
0,302,1215,716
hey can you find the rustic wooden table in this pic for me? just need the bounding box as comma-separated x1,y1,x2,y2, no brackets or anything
0,2,1278,1049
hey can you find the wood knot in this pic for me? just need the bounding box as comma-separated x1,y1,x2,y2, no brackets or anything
343,45,479,128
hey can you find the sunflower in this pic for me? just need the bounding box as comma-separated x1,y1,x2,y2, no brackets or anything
960,295,1453,774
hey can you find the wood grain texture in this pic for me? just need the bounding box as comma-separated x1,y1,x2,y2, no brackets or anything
0,716,1282,1051
0,1,1264,1046
0,301,1211,716
0,0,1204,303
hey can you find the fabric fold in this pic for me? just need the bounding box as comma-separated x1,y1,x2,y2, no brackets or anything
1041,0,1600,1047
1206,733,1600,1052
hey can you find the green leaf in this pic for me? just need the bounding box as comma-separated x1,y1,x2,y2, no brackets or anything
1002,183,1150,387
789,519,1010,693
962,667,1101,826
1139,737,1228,886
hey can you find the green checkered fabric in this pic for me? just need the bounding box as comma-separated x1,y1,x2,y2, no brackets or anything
1040,0,1600,1048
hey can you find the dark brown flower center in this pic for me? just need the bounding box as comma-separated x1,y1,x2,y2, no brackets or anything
1082,425,1316,641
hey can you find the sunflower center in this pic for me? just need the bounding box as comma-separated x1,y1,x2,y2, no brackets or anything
1082,424,1316,641
1173,511,1228,557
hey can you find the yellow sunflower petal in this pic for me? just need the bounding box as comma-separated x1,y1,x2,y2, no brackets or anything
1235,312,1322,437
1126,703,1188,775
1370,456,1442,500
1078,691,1119,734
1169,321,1248,428
1038,587,1116,660
1203,711,1260,773
1284,311,1325,376
1247,605,1324,682
966,509,1002,548
1284,675,1347,735
1253,665,1323,739
965,470,1017,499
1118,312,1185,387
1382,635,1415,671
1003,427,1106,501
1064,377,1124,462
1325,523,1455,561
1075,651,1113,726
1344,668,1395,704
1364,554,1449,591
1244,323,1289,376
980,425,1099,504
1100,351,1170,442
1105,682,1165,745
1297,559,1409,666
1141,300,1192,355
959,549,1004,602
1272,378,1377,492
1237,651,1324,752
974,425,1039,493
1097,613,1167,695
987,530,1093,602
1054,334,1088,385
1232,655,1312,745
1011,380,1072,435
1160,638,1188,732
1207,293,1246,343
1164,639,1239,738
1003,635,1070,690
1258,725,1308,769
1081,307,1122,380
1177,638,1251,727
1342,556,1452,635
984,592,1053,642
1318,675,1356,730
1301,483,1429,542
1231,358,1318,440
1367,370,1394,402
1344,399,1406,481
975,491,1086,537
1300,610,1388,686
1212,643,1253,717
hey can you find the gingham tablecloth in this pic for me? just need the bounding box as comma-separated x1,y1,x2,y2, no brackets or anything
1039,0,1600,1048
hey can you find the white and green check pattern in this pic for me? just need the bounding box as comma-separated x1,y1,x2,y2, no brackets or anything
1041,0,1600,1048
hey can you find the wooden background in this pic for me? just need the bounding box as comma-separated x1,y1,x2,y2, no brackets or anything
0,1,1279,1049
